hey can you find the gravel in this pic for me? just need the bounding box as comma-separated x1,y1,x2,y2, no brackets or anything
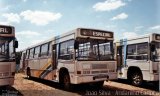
1,73,159,96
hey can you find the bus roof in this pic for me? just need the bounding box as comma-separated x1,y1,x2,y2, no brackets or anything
24,28,113,50
0,24,14,28
115,33,160,43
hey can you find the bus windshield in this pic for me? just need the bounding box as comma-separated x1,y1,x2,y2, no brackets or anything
151,42,160,62
155,42,160,61
0,37,15,61
76,38,114,61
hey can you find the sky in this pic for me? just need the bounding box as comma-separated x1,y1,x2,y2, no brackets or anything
0,0,160,50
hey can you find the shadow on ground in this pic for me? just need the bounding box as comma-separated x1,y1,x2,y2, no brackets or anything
24,77,153,96
112,79,159,92
0,85,23,96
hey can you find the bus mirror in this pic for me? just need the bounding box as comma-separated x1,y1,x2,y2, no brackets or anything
151,45,155,52
74,41,79,49
15,41,18,48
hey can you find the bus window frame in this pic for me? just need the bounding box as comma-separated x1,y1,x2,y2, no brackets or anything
76,38,114,61
127,42,149,61
33,45,41,58
29,48,34,59
39,42,50,58
58,39,74,60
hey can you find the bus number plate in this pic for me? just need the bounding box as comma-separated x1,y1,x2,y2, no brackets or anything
93,74,108,79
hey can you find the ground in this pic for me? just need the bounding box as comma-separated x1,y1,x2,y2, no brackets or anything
0,73,159,96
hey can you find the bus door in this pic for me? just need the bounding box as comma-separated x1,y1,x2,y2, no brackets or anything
117,46,123,67
52,44,57,80
117,46,123,76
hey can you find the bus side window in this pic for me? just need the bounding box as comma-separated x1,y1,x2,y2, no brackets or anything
127,44,136,59
59,40,74,60
29,48,34,59
40,43,49,57
137,43,148,60
34,46,40,58
0,46,1,54
127,43,148,60
26,50,29,59
48,42,52,56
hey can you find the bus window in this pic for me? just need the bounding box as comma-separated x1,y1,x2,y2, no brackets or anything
5,41,9,56
26,50,29,59
40,43,49,57
29,48,34,59
0,47,1,53
48,42,52,56
137,43,148,60
76,38,114,61
59,40,74,60
2,45,5,54
127,45,136,55
34,46,40,58
9,40,14,58
127,43,148,60
98,42,113,60
127,44,136,59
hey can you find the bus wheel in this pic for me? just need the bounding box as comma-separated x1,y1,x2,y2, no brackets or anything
131,72,143,86
26,67,31,79
63,73,71,90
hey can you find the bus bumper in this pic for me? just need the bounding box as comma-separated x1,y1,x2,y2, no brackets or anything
72,73,117,84
0,77,14,86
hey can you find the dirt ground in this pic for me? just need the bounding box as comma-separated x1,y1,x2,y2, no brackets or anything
0,73,159,96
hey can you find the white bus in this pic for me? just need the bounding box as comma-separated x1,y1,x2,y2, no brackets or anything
0,25,18,86
115,33,160,86
20,28,117,89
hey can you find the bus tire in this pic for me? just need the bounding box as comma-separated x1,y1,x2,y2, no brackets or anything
62,73,71,90
26,67,31,79
131,72,143,86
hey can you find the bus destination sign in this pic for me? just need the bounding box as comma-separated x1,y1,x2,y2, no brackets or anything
80,29,113,38
155,34,160,40
0,26,12,34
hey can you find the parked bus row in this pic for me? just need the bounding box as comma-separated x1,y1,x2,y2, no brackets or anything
19,28,159,89
1,26,158,89
0,25,18,86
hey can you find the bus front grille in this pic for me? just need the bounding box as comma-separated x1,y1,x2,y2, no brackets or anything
92,64,107,69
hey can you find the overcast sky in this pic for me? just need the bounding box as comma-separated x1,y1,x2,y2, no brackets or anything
0,0,160,50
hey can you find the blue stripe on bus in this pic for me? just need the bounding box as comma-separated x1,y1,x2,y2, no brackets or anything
120,39,127,66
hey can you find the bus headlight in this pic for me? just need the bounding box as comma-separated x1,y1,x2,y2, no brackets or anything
82,64,91,70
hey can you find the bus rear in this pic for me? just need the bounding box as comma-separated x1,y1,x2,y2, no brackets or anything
73,28,117,85
0,25,18,86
